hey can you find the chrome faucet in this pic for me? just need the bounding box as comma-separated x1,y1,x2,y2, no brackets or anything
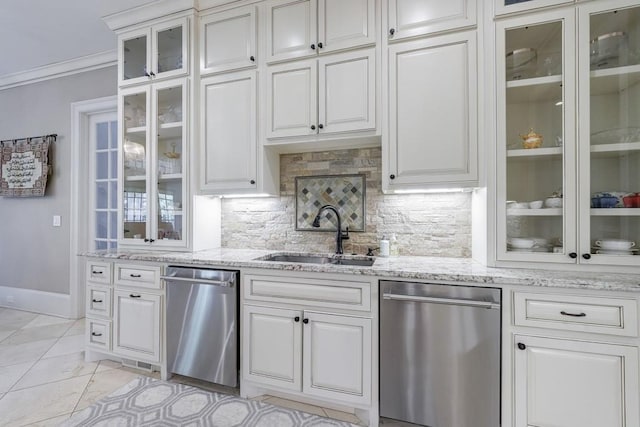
312,204,350,254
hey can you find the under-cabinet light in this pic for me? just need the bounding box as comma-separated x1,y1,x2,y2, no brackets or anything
393,188,472,194
220,193,272,198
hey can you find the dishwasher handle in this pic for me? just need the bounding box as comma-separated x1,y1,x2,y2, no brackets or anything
383,293,500,309
161,275,235,287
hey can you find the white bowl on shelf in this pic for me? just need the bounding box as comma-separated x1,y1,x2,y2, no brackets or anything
544,197,563,208
594,239,636,250
529,200,544,209
508,237,536,249
511,202,530,209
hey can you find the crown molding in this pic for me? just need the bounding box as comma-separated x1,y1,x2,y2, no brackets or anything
102,0,199,31
0,50,117,91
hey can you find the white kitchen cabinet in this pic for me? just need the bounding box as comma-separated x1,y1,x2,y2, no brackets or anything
241,271,376,421
495,2,640,267
117,17,188,87
266,0,375,63
495,0,574,17
87,283,112,318
267,48,376,139
384,30,478,191
513,335,639,427
243,305,302,390
119,79,188,249
386,0,476,41
302,311,371,405
200,5,257,75
113,289,162,363
200,71,258,193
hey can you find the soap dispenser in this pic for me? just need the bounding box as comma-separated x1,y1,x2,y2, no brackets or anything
380,236,390,257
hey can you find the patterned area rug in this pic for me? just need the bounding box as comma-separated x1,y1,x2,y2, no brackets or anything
61,376,357,426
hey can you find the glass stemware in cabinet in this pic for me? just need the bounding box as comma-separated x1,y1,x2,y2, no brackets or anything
122,92,148,241
501,16,573,257
586,5,640,259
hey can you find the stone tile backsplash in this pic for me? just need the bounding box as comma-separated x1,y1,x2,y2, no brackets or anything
221,147,472,257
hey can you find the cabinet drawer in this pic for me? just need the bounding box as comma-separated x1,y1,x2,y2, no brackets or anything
513,292,638,337
87,284,112,318
86,319,111,351
244,274,371,311
86,261,111,284
114,263,162,289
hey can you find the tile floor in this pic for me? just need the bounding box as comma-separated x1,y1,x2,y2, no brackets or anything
0,307,413,427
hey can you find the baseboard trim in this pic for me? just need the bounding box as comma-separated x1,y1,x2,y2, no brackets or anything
0,286,72,318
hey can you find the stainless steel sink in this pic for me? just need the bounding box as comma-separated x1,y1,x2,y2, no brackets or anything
259,254,375,267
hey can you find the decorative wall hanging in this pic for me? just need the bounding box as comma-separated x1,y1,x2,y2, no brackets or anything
296,174,366,231
0,134,55,197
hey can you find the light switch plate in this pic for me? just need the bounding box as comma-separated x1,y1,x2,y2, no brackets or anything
53,215,61,227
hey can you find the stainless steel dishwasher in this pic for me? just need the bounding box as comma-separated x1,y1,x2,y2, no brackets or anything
380,281,501,427
164,266,239,387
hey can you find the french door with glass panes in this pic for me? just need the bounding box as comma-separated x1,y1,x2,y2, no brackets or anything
90,113,118,251
118,78,187,249
497,1,640,267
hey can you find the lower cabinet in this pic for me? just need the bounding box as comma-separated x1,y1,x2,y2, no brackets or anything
243,305,371,405
113,290,162,362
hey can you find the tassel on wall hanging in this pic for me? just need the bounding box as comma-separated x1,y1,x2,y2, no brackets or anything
0,134,56,197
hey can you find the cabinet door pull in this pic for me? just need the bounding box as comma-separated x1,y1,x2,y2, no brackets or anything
130,274,142,278
310,125,316,130
318,123,324,129
250,55,255,62
149,71,156,77
310,43,316,50
129,294,141,298
91,332,103,337
560,310,586,318
582,253,591,260
568,252,577,259
317,42,323,48
250,179,256,185
92,271,103,275
145,72,151,77
390,174,396,180
294,316,300,322
517,342,526,350
302,318,309,324
92,299,103,303
389,28,395,36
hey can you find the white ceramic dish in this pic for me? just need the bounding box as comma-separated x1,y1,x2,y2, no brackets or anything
507,237,536,249
509,247,552,253
529,200,544,209
511,202,530,209
594,249,638,255
594,239,636,250
544,197,563,208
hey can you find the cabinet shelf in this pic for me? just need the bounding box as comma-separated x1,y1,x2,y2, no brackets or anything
590,64,640,96
125,175,146,182
507,208,563,216
508,147,563,158
158,173,182,181
126,126,147,134
590,142,640,158
158,122,182,139
506,75,563,103
591,208,640,216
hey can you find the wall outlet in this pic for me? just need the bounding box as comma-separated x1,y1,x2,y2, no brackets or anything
53,215,61,227
6,296,14,305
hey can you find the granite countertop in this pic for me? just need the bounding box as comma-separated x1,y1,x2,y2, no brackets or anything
83,248,640,292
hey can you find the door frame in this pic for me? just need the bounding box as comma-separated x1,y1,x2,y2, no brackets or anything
69,95,117,319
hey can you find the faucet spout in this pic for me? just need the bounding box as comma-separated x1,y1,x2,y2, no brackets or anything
312,204,349,254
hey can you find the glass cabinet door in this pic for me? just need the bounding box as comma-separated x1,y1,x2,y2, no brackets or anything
580,3,640,264
152,18,188,80
497,10,577,262
496,0,573,16
121,89,150,242
121,28,150,84
153,81,186,245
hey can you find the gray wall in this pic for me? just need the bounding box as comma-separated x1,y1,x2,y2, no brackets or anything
0,66,117,294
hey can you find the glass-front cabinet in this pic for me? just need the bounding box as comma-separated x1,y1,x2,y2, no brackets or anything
495,0,573,16
118,17,188,87
497,1,640,267
119,79,186,248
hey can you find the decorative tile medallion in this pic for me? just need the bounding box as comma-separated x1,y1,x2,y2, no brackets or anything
296,174,365,232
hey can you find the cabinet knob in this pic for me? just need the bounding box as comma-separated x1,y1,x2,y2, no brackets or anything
389,28,395,36
144,238,150,243
303,318,309,324
250,55,255,62
517,342,526,350
310,125,316,130
582,253,591,260
310,43,316,50
149,71,156,77
145,72,151,77
250,180,256,185
318,124,324,129
390,174,396,180
129,294,141,298
568,252,577,259
318,42,323,49
294,316,300,322
149,238,155,243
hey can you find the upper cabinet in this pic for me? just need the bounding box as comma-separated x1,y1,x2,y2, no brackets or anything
495,0,574,16
200,5,257,75
495,0,640,267
387,0,477,41
118,17,189,87
266,0,376,63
